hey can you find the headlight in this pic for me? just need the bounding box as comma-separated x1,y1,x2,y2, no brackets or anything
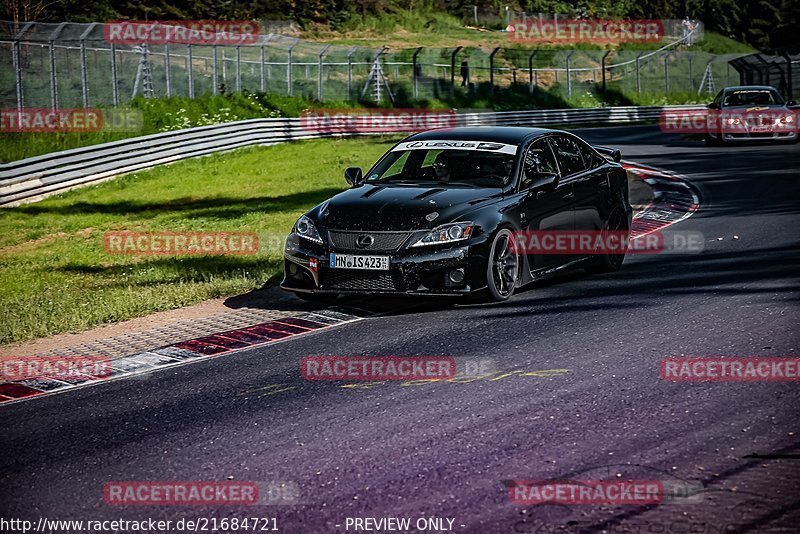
411,222,474,247
293,215,323,244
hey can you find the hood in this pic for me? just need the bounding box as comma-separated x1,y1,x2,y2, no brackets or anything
311,183,503,231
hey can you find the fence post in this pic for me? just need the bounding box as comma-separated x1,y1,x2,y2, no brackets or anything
636,52,643,94
783,52,794,100
318,44,331,100
450,46,462,96
212,45,218,94
165,43,172,96
79,23,97,109
260,44,266,92
187,44,194,98
664,53,670,93
412,47,423,99
688,54,694,92
12,22,32,112
235,44,242,93
528,48,538,94
111,44,118,106
287,40,298,96
565,50,574,97
601,50,611,94
347,47,357,99
48,23,68,111
489,47,500,94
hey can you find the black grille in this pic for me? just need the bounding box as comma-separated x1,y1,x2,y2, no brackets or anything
322,269,404,291
327,230,410,252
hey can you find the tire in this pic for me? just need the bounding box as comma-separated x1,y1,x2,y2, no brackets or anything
704,133,721,146
586,208,629,274
485,228,520,302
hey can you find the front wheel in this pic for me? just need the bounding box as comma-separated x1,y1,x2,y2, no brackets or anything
486,228,520,302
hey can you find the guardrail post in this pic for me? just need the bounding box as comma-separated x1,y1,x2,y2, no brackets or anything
528,48,538,94
318,44,331,100
565,50,574,97
636,52,643,94
412,47,423,99
450,47,462,96
212,45,218,94
187,44,194,98
165,43,172,96
489,47,500,94
601,50,611,94
664,53,669,93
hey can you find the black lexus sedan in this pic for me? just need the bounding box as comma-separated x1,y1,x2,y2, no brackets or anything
282,127,632,302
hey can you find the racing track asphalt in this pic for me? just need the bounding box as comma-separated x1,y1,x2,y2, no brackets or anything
1,126,798,533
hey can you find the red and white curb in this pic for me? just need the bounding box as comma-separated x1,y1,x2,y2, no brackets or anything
0,163,701,406
624,161,700,238
0,308,370,405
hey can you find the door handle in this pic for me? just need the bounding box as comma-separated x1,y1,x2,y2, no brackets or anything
562,191,574,201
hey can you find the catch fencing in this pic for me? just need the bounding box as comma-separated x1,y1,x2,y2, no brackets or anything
0,20,744,110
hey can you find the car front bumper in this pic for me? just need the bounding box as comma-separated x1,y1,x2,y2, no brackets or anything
281,234,491,296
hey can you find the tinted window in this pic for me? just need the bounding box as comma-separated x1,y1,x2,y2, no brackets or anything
550,136,587,176
520,140,559,189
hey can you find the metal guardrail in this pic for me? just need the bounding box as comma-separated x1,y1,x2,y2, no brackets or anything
0,105,703,207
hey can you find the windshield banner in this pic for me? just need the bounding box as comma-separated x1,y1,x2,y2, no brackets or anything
391,140,518,155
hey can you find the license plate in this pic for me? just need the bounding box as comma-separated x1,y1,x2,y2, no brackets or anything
329,253,389,270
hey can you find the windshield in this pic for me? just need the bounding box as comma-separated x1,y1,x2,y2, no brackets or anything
367,140,518,188
723,89,783,107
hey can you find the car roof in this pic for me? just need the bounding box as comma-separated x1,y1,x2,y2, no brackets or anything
722,85,778,92
405,126,556,145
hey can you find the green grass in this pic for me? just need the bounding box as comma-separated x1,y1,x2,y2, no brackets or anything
0,137,400,344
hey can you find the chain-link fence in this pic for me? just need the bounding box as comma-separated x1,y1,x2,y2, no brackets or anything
1,20,752,111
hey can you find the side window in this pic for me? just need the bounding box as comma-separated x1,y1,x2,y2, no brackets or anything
550,136,588,176
575,139,604,169
520,139,559,189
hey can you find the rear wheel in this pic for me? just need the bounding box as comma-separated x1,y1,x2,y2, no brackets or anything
486,229,520,302
586,208,629,274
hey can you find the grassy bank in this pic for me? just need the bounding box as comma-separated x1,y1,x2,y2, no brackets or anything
0,137,399,344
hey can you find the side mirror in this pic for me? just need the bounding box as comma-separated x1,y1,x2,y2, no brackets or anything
344,167,363,187
787,100,797,107
707,102,719,110
529,172,559,192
